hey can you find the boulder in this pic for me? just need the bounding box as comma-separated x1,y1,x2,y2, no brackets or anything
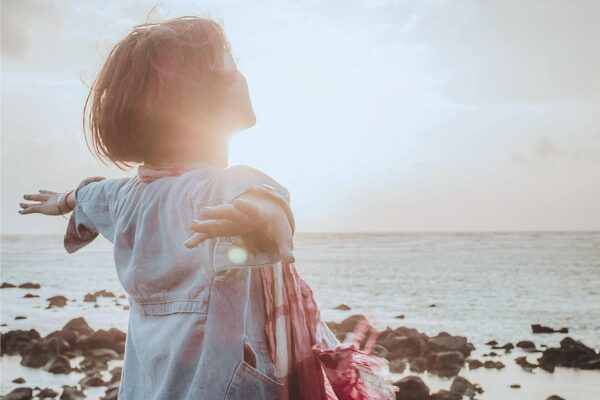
450,376,483,398
3,387,33,400
37,388,59,398
538,337,599,372
79,371,107,388
393,376,429,400
428,334,473,357
516,340,536,351
427,351,464,377
12,377,26,384
532,324,568,334
466,359,483,370
18,282,40,289
59,385,86,400
334,304,351,310
429,390,461,400
409,357,427,373
1,329,41,355
388,358,406,373
1,282,16,288
43,355,71,374
46,296,68,308
515,356,537,372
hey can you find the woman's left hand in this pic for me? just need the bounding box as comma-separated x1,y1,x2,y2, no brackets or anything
185,193,295,263
19,190,67,216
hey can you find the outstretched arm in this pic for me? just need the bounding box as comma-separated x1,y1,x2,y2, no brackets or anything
19,189,77,216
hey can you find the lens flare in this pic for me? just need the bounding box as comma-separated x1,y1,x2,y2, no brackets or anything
228,246,248,264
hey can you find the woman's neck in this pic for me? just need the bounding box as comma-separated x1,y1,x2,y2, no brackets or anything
146,135,230,169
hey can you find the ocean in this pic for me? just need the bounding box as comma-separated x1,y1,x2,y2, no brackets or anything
2,232,599,399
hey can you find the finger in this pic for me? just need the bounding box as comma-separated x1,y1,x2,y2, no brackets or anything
190,219,236,236
271,219,295,264
39,190,57,195
200,204,247,223
19,202,42,209
232,197,264,221
183,232,209,248
19,205,41,215
23,194,50,201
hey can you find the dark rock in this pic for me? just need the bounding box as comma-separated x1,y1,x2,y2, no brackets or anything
15,316,27,320
79,371,106,387
515,356,538,372
428,334,473,357
386,335,426,359
546,396,565,400
46,296,68,308
63,318,95,337
43,355,71,374
409,357,427,373
38,387,59,398
1,329,41,355
372,344,389,358
538,337,599,372
394,314,405,319
485,340,498,346
491,342,514,352
18,282,40,289
429,390,461,400
109,367,122,384
23,293,40,298
12,377,26,383
510,384,521,389
388,358,406,373
516,340,536,351
83,294,97,302
393,376,429,400
532,324,568,334
483,360,505,369
59,385,86,400
483,351,499,357
20,341,53,368
100,385,119,400
450,376,483,398
428,304,436,308
427,351,464,377
334,303,351,310
467,359,483,369
1,282,16,288
3,387,33,400
326,314,367,341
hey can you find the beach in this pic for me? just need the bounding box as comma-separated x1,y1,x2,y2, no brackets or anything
2,232,599,399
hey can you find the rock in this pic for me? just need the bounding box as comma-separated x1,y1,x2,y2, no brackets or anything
388,358,406,373
409,357,427,373
100,385,119,400
450,376,483,398
428,334,473,357
20,341,54,368
1,282,16,288
491,342,514,352
3,387,33,400
18,282,41,289
38,387,59,398
510,384,521,389
23,293,40,298
83,293,97,302
394,314,405,319
428,304,436,308
483,360,505,369
12,377,26,383
532,324,568,334
63,318,95,337
516,340,536,351
393,376,429,400
467,359,483,369
122,305,130,310
46,296,68,308
43,355,71,374
429,390,461,400
386,335,426,359
15,316,27,320
79,371,106,387
546,396,565,400
427,351,464,377
1,329,41,355
538,337,599,372
59,385,86,400
109,367,122,384
485,340,498,346
334,303,351,310
515,356,538,372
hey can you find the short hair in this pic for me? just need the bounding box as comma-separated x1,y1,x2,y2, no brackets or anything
84,16,233,169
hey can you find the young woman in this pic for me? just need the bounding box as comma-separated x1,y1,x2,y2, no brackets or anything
19,17,301,400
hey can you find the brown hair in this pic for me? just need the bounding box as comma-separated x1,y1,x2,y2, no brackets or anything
84,16,233,169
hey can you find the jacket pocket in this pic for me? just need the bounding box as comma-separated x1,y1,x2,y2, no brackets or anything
213,235,280,279
224,360,284,400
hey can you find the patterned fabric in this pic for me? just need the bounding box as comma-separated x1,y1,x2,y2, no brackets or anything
262,262,398,400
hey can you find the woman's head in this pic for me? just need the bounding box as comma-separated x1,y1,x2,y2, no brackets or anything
84,16,255,169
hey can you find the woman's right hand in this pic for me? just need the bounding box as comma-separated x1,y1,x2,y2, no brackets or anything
186,193,295,264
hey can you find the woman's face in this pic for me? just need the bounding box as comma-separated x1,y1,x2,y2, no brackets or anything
218,50,256,132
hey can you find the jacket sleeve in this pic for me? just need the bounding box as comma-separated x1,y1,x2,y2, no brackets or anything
210,165,295,274
64,176,129,253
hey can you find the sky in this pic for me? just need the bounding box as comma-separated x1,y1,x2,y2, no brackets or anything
2,0,599,234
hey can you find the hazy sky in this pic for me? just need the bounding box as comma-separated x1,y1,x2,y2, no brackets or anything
2,0,599,234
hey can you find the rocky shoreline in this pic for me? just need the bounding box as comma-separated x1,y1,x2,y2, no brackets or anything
2,285,600,400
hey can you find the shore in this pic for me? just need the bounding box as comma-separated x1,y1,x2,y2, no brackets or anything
2,282,600,400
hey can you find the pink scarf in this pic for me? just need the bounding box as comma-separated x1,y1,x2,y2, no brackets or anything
137,164,397,400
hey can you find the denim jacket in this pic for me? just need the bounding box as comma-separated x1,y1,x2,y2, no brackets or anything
64,163,295,400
